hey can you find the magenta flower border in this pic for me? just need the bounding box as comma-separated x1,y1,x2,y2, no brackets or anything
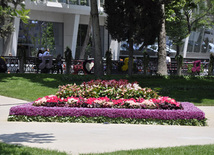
9,102,205,120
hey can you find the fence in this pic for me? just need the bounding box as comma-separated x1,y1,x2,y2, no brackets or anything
2,56,212,76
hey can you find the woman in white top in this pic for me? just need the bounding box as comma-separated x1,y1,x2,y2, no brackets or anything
166,53,171,64
43,48,50,56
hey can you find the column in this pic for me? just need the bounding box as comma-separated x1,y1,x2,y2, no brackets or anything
110,40,120,60
103,28,109,54
12,17,20,56
64,14,80,59
183,36,189,58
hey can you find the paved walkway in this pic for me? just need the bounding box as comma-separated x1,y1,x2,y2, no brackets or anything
0,95,214,155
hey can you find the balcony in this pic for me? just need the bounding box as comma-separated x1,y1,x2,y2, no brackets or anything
25,0,91,15
28,0,104,7
25,0,105,16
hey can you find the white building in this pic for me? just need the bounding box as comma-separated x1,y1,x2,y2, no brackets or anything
1,0,213,60
0,0,120,60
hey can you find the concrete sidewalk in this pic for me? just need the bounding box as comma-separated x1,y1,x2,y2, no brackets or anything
1,95,214,155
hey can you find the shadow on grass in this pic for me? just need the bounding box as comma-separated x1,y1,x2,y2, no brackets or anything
0,132,55,144
130,75,214,105
0,73,95,89
1,74,214,105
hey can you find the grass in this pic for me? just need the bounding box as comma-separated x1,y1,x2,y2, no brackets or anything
135,76,214,106
1,142,214,155
83,144,214,155
0,142,66,155
0,74,214,105
1,74,214,154
0,74,65,101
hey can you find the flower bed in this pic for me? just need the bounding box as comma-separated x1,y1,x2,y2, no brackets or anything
8,102,206,126
7,79,207,126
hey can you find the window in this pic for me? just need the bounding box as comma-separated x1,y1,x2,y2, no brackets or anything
100,0,105,7
18,20,63,57
68,0,79,5
80,0,89,6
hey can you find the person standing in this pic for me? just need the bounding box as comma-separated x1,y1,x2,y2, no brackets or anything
166,53,171,75
36,49,43,73
56,54,63,74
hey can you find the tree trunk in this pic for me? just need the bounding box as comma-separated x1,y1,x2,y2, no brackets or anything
105,50,112,75
176,45,182,76
128,39,134,76
157,4,167,76
90,0,103,78
65,47,72,74
127,1,134,77
79,16,92,59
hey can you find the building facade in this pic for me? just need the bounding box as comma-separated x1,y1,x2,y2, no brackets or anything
1,0,213,60
0,0,120,60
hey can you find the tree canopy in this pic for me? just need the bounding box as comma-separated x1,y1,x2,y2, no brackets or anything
0,0,29,38
104,0,162,75
104,0,162,47
166,0,214,48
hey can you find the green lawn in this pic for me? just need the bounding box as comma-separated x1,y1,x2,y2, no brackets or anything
83,144,214,155
0,142,66,155
0,74,214,105
1,142,214,155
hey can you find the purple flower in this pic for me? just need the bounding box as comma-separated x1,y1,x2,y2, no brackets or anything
9,102,205,120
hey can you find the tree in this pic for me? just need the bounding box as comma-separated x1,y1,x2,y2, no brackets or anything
165,0,214,75
183,0,214,35
90,0,104,78
0,0,29,55
156,0,182,76
104,0,162,76
79,9,104,60
157,0,193,75
157,3,167,76
165,1,190,75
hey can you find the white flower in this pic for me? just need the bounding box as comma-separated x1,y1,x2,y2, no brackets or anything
125,100,136,105
142,100,156,107
126,83,132,90
133,83,141,90
94,99,106,104
35,97,47,105
68,98,78,104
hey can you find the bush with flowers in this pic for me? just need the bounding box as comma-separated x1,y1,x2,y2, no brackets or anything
33,95,182,110
33,79,182,110
55,79,159,99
